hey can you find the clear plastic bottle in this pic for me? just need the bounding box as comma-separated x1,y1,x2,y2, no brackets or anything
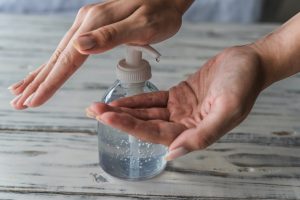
97,45,168,181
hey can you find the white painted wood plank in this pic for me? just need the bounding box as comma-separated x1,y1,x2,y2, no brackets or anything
0,130,300,199
0,193,137,200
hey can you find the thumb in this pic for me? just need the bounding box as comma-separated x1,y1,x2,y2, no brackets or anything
166,97,241,161
73,19,136,54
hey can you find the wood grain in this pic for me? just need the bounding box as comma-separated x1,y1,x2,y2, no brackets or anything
0,130,300,199
0,14,299,199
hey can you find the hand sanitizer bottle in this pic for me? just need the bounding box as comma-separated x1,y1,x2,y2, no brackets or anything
98,45,168,181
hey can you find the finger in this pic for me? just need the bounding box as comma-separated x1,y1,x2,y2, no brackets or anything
98,111,186,146
11,6,90,110
10,64,46,95
109,91,169,108
26,46,88,108
166,97,238,160
74,18,137,54
13,46,83,110
88,102,170,121
19,2,139,108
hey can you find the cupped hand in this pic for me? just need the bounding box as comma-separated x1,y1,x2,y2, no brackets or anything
9,0,191,109
86,45,265,160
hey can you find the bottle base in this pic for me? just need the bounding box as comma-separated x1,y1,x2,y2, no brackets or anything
99,160,167,181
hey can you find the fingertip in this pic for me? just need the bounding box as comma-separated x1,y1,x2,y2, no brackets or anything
23,93,35,107
10,95,22,109
86,108,96,119
14,90,23,96
168,128,192,151
165,147,189,161
8,84,25,96
108,101,118,107
90,102,111,115
27,85,57,108
15,105,28,110
8,89,20,96
8,80,24,91
27,96,44,108
10,101,28,110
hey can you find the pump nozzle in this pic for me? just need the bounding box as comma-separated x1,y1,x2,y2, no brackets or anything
126,45,161,66
117,45,161,84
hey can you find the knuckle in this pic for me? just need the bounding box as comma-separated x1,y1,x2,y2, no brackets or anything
51,48,63,64
96,27,116,45
138,15,153,27
74,4,95,28
87,4,106,17
59,50,80,71
144,25,157,42
78,4,94,16
59,51,73,67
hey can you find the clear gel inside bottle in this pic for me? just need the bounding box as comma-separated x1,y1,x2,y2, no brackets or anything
98,80,168,181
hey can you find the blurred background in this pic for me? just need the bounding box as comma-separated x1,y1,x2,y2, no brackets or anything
0,0,299,23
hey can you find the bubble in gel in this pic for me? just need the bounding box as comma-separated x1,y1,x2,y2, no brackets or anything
98,124,167,180
97,80,167,180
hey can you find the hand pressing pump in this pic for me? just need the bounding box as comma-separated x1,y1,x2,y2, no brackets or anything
98,45,168,180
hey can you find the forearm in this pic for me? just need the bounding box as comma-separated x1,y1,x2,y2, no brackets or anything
251,12,300,89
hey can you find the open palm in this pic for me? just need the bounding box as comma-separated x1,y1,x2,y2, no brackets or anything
87,46,265,160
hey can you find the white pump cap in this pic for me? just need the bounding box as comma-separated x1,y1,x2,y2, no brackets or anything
116,45,161,83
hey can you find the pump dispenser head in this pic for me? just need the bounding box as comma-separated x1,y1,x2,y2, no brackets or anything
116,45,161,84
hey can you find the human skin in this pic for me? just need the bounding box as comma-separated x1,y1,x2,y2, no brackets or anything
8,0,194,109
86,12,300,160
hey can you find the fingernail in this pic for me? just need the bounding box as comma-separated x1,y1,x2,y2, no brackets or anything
165,147,189,161
75,35,96,50
85,108,96,119
8,80,24,91
23,93,35,107
10,95,22,106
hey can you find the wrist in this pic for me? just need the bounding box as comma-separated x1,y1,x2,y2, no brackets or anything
250,12,300,89
249,34,281,89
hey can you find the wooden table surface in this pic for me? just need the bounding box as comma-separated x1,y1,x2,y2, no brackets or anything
0,14,300,200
